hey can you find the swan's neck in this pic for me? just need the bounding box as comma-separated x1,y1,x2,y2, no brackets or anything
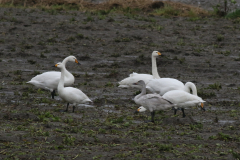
62,57,74,79
152,55,160,79
135,83,146,100
58,67,66,91
62,57,69,65
184,82,197,96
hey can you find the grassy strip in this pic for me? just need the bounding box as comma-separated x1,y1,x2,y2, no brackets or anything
0,0,211,17
226,9,240,19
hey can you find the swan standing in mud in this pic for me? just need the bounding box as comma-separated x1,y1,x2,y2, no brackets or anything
27,56,79,99
55,62,92,112
118,51,161,89
144,78,198,115
162,90,206,117
134,80,176,123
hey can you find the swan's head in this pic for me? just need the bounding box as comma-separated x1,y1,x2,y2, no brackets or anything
134,106,147,114
55,62,64,68
152,51,161,57
199,102,206,111
133,80,145,86
68,56,80,64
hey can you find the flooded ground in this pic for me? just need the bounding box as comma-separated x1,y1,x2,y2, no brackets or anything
0,7,240,159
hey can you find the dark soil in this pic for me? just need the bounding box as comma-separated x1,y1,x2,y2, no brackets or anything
0,7,240,160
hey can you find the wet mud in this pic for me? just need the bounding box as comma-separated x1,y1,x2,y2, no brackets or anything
0,7,240,159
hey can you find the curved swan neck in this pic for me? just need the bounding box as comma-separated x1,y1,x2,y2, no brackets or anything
62,56,70,65
152,55,160,79
58,66,66,91
140,83,147,96
185,82,197,96
61,57,74,79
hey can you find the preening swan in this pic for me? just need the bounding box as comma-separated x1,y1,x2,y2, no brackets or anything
162,90,206,117
118,51,161,89
134,80,175,123
55,62,92,112
27,56,79,99
146,78,197,96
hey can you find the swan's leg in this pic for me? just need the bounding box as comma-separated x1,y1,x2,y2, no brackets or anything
72,106,75,113
181,108,186,118
59,103,69,112
64,103,69,112
151,111,155,123
144,111,155,123
51,90,55,99
174,109,177,115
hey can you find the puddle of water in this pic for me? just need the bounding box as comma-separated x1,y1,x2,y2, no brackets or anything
100,60,115,63
132,120,142,124
76,104,95,108
218,120,235,125
194,118,235,125
74,71,107,75
103,105,114,108
209,107,227,111
0,91,14,95
102,109,120,113
123,55,138,58
11,100,21,103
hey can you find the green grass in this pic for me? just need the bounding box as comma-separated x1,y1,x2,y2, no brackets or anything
226,9,240,19
154,5,180,17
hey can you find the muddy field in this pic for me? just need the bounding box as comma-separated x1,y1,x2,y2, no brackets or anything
0,6,240,160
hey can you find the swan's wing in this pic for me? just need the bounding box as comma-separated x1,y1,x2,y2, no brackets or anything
137,94,174,111
27,72,61,90
29,71,60,82
118,73,153,88
146,78,185,95
163,90,204,105
60,87,91,103
27,71,75,89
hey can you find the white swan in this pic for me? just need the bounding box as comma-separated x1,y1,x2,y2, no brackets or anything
27,56,79,99
55,62,92,112
146,78,197,96
145,79,198,115
134,80,175,123
162,90,206,117
118,51,161,89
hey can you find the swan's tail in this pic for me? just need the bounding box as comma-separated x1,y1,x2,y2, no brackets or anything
85,99,93,105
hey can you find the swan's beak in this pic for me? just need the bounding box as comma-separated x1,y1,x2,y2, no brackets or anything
158,52,161,55
201,103,206,112
75,59,81,65
54,64,58,67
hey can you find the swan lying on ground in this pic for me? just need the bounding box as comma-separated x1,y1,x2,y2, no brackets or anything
27,56,79,99
134,80,175,123
55,62,92,112
118,51,161,89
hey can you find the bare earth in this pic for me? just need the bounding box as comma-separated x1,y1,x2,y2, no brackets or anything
0,7,240,159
